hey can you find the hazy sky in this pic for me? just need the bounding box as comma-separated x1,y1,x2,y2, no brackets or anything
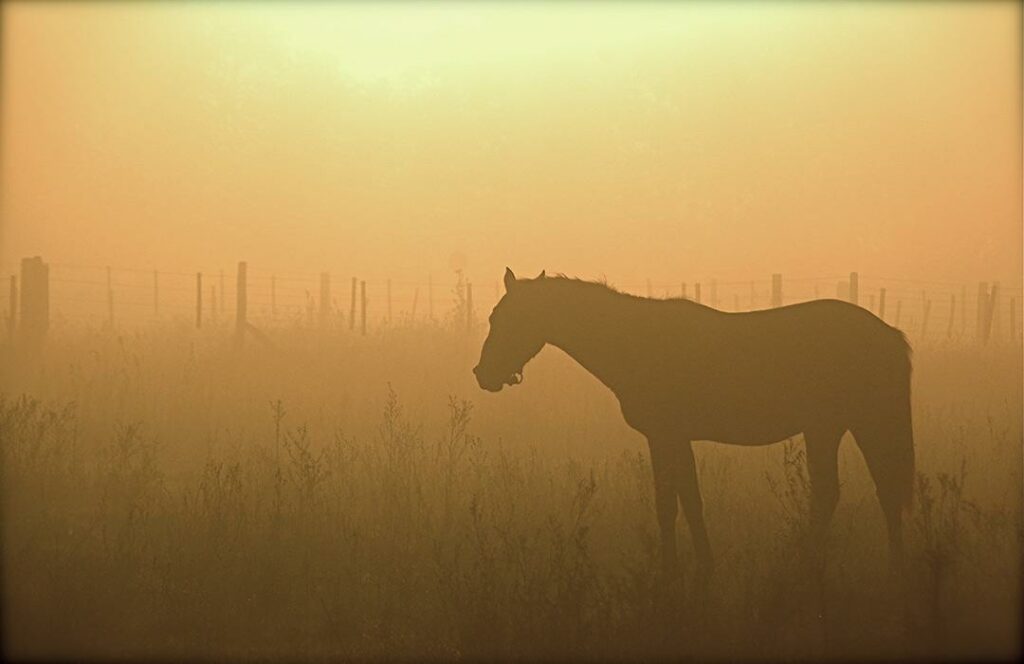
1,1,1020,290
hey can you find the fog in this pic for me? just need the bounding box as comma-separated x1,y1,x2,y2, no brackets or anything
1,3,1021,661
2,2,1020,287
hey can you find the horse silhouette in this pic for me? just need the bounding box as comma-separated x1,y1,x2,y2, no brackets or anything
474,268,914,576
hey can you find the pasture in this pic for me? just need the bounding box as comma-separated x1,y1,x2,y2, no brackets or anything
1,302,1019,662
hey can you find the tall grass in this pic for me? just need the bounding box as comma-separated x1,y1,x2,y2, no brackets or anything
0,326,1020,661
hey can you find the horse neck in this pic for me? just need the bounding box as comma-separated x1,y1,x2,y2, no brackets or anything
542,285,636,390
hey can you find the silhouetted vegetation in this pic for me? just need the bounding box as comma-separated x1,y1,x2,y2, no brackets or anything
1,315,1018,661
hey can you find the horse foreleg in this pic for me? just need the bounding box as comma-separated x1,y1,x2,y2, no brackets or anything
676,440,713,573
647,437,680,577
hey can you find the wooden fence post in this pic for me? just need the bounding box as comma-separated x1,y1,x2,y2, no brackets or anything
349,277,357,331
947,294,956,339
105,266,114,330
694,282,702,304
466,282,473,334
19,257,49,349
878,288,887,321
236,261,247,344
8,275,17,339
961,285,967,335
991,282,1001,339
196,272,202,329
681,282,687,300
983,283,998,345
319,272,331,328
976,282,988,341
771,273,782,308
360,280,367,336
848,272,859,306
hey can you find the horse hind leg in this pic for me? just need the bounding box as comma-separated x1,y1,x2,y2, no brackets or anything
804,426,844,546
850,405,915,573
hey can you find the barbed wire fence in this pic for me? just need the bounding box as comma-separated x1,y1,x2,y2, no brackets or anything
5,257,1022,348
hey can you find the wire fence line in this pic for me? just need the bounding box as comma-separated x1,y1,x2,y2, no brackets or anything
4,258,1022,346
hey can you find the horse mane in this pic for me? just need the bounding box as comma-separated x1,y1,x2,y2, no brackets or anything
536,273,693,304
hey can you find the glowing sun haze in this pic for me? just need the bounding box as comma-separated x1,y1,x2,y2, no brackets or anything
1,1,1020,288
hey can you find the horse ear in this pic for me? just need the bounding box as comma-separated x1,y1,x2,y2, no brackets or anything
537,270,546,279
503,267,517,292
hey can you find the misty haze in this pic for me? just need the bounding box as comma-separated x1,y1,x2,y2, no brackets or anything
1,2,1021,662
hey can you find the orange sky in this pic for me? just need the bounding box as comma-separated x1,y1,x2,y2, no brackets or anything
1,2,1021,291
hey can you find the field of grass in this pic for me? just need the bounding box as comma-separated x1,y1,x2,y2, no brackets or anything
1,317,1020,661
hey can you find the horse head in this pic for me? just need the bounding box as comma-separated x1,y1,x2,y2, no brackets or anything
473,267,547,392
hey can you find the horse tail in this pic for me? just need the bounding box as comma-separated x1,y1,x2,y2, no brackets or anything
893,328,915,510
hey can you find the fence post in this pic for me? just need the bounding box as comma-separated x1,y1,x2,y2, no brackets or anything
947,294,956,339
848,272,859,306
196,272,203,329
991,282,1001,339
19,257,49,349
319,272,331,328
466,282,473,334
878,288,887,321
976,282,988,341
236,261,247,344
983,283,998,345
646,279,652,298
694,282,701,304
153,270,159,318
360,280,367,336
711,279,718,308
681,282,687,300
961,284,967,335
8,275,17,340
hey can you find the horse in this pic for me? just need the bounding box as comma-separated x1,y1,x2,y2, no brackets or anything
473,268,914,577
